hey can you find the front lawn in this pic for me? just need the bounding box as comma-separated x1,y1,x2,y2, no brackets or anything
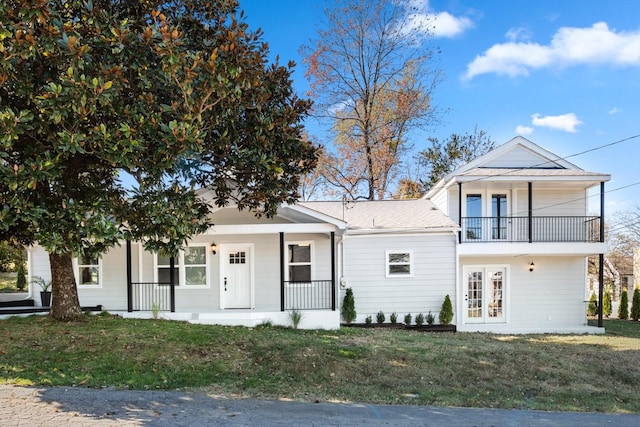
0,315,638,413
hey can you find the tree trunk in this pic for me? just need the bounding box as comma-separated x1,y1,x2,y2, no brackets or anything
49,252,83,321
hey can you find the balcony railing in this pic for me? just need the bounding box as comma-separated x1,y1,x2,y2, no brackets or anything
461,216,601,243
129,282,175,311
284,280,333,310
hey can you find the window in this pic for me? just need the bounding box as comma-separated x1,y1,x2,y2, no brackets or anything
76,250,101,286
287,242,312,282
155,245,208,287
386,251,413,277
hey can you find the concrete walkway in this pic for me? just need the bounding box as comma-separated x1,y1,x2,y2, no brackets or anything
1,385,639,426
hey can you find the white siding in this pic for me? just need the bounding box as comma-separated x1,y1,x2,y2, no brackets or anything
341,233,457,322
459,256,588,332
483,146,561,168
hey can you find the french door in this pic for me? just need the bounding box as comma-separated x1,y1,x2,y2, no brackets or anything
463,266,507,323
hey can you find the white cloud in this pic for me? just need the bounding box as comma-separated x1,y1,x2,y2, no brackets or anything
531,113,583,133
608,107,622,115
505,27,531,42
515,125,534,135
400,0,474,39
465,22,640,80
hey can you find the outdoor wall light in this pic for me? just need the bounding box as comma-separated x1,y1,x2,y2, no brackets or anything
210,242,217,255
529,261,535,272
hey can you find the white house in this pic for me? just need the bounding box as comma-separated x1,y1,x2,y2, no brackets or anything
24,137,610,333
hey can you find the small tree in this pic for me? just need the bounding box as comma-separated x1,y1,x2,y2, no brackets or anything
587,293,598,317
341,288,356,324
390,312,398,325
404,313,412,326
376,311,386,324
439,295,454,325
16,262,27,291
603,290,612,318
631,288,640,321
415,313,425,327
618,290,629,320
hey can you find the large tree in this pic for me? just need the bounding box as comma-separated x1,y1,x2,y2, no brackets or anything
416,127,495,191
0,0,315,320
303,0,441,200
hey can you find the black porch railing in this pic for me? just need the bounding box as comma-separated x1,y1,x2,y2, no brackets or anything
284,280,333,310
461,216,601,243
130,282,175,311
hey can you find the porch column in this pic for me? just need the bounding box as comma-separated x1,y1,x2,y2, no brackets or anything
458,182,462,244
598,253,604,327
600,181,605,243
331,231,336,311
126,240,132,312
528,182,533,243
280,232,285,311
169,256,176,313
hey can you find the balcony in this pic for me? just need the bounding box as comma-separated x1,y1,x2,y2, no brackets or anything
461,216,601,243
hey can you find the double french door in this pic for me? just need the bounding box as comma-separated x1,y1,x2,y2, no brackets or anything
463,266,507,323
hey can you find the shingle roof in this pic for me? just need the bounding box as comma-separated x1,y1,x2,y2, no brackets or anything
298,199,458,232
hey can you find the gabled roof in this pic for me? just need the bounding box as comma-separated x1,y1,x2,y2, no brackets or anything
425,136,610,198
298,199,459,234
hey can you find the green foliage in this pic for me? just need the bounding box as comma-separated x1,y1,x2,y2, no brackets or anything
365,315,372,325
151,303,161,320
418,127,496,190
587,293,598,317
631,288,640,321
288,309,303,329
16,262,26,291
618,290,629,320
426,311,435,326
30,276,51,292
0,0,315,319
341,288,356,324
376,311,385,324
0,241,24,272
439,295,454,325
403,313,412,326
389,312,398,325
603,290,612,318
415,313,424,327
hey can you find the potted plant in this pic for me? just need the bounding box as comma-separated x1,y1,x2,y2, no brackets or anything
31,276,52,307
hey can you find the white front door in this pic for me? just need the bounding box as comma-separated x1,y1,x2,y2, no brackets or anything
220,244,253,309
463,266,507,324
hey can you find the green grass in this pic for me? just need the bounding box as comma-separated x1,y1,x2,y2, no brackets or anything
1,315,639,413
0,272,19,292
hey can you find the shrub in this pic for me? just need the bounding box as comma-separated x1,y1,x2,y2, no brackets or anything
341,288,356,324
439,295,454,325
603,290,612,318
587,292,597,316
426,311,435,326
404,313,412,326
376,311,385,324
631,288,640,321
415,313,425,327
16,262,27,291
390,312,398,325
618,290,629,320
288,309,303,329
365,315,372,325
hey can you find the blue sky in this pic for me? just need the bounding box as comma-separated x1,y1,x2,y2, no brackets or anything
238,0,640,213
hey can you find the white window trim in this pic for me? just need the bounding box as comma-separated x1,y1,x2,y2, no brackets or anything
285,241,314,284
153,244,210,289
74,254,103,289
385,250,414,278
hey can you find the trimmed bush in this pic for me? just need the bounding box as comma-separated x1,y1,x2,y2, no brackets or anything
603,290,612,318
426,311,435,325
390,312,398,325
376,311,385,324
341,288,356,324
16,262,27,291
618,290,629,320
439,294,454,325
415,313,424,327
631,288,640,321
365,315,372,325
587,293,597,316
404,313,412,326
